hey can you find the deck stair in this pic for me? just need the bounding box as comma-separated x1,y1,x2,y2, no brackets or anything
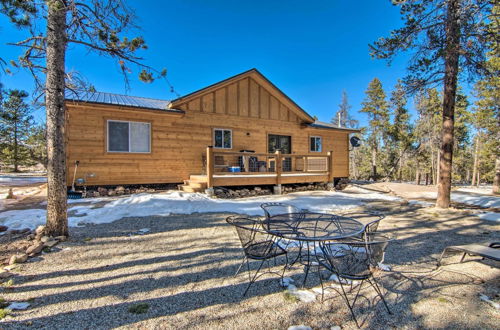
179,175,208,193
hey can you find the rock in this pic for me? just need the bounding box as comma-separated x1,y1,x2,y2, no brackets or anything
55,235,67,242
35,225,46,236
26,234,35,240
254,187,262,192
9,253,28,265
40,236,50,243
92,191,100,197
98,187,108,196
116,186,125,192
0,225,8,232
107,189,116,196
6,188,15,199
0,271,13,279
20,228,31,234
26,242,44,255
331,326,341,330
124,188,131,194
43,240,58,248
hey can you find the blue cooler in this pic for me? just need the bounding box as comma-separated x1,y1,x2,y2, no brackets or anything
228,166,241,173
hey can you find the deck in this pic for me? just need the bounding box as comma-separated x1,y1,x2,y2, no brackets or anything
181,147,336,192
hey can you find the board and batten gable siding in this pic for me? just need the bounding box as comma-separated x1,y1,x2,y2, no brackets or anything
65,74,351,185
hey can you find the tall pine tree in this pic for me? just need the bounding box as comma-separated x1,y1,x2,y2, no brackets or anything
0,89,34,172
370,0,495,207
360,78,389,180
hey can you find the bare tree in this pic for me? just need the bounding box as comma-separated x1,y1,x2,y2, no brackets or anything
1,0,168,236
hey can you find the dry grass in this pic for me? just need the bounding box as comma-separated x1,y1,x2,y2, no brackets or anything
0,200,499,329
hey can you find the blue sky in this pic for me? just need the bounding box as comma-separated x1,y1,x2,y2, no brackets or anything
1,0,420,126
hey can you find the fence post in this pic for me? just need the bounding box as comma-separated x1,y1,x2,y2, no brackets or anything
328,151,334,182
207,146,214,189
303,156,308,172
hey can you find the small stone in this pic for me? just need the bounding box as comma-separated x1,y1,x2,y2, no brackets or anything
0,271,13,279
40,236,50,243
0,225,8,232
288,326,312,330
98,187,108,196
115,186,125,192
331,326,341,330
26,234,35,241
43,240,58,248
35,225,45,236
9,254,28,265
26,242,44,255
107,189,116,196
55,235,67,242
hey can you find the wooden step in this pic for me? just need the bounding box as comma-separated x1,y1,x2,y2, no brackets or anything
189,175,208,183
186,181,207,189
179,185,203,193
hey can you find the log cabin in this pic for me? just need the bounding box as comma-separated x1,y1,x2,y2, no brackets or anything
64,69,359,193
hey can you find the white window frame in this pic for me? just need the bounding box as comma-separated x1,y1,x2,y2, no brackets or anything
213,128,232,149
310,136,322,152
107,120,151,153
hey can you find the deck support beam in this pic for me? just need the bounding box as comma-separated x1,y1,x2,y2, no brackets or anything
207,146,214,189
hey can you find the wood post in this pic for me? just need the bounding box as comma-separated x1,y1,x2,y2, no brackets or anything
275,150,282,185
328,151,334,181
303,156,308,172
207,146,214,188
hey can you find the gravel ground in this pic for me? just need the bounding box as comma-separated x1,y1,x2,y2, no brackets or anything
0,200,499,329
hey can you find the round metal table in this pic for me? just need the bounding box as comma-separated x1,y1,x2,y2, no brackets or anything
265,212,364,241
263,212,365,286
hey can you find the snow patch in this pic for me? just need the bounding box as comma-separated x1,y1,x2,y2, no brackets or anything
477,212,500,222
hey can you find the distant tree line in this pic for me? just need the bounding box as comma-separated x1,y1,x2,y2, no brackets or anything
334,71,498,188
0,88,47,172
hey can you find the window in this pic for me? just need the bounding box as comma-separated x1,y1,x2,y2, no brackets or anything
107,120,151,153
214,128,232,149
310,136,322,152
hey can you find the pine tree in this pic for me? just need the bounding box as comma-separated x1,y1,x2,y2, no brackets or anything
0,89,34,172
1,1,167,236
332,91,358,128
387,81,413,180
360,78,389,180
370,0,495,208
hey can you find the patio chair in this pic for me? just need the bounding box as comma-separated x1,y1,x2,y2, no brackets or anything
437,241,500,267
226,216,288,296
317,235,392,328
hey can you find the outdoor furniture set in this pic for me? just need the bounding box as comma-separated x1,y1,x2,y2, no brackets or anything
226,202,391,327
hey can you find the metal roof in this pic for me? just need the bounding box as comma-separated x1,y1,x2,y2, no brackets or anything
65,91,183,112
309,120,360,132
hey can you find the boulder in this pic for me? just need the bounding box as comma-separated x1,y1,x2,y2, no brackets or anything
35,225,46,236
9,253,28,265
98,187,108,196
43,240,58,248
40,236,51,243
0,225,8,232
26,242,44,255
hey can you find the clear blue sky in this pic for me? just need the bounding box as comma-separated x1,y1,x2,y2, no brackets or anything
1,0,421,126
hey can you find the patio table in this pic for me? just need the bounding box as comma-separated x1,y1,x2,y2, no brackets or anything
263,212,364,285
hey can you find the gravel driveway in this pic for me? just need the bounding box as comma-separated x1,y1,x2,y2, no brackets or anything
1,201,499,329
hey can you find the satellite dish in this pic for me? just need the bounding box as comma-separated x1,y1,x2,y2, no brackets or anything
350,136,361,148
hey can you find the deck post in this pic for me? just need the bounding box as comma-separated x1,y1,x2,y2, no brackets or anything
274,150,282,194
303,156,308,172
207,146,214,190
328,151,334,182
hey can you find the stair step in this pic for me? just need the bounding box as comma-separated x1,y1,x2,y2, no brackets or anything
179,185,203,193
187,181,207,189
189,175,208,183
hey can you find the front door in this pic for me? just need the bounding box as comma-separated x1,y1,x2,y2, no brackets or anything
268,134,292,171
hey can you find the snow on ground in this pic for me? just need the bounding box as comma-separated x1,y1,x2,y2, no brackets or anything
0,175,47,186
404,190,499,209
0,187,401,230
477,212,500,222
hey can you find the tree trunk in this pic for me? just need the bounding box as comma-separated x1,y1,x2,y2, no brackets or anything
493,157,500,195
416,165,420,185
371,146,377,180
14,124,18,172
45,0,68,237
436,148,440,186
431,147,436,185
471,134,479,186
436,0,460,209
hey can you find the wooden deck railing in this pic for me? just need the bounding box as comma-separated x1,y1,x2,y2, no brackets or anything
206,146,334,188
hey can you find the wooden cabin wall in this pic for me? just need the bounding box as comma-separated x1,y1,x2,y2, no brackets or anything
66,77,351,186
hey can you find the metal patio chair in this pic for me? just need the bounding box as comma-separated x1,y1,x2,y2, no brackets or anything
437,241,500,267
226,216,288,296
317,234,392,328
